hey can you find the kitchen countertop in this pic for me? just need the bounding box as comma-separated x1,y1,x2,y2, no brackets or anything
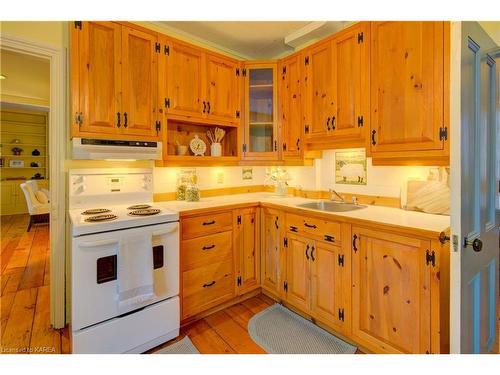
157,192,450,235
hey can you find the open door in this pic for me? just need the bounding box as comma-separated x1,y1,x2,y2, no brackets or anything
450,21,499,353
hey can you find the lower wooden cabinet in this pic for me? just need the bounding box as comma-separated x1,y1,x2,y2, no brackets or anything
260,207,284,298
351,226,434,354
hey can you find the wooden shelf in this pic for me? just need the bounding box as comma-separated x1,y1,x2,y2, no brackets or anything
249,84,273,88
249,122,273,126
0,143,47,147
1,167,46,169
0,155,46,158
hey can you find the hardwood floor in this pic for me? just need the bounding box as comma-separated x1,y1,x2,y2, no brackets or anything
1,214,69,354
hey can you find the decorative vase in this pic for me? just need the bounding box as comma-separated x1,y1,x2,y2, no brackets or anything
210,142,222,157
32,149,40,156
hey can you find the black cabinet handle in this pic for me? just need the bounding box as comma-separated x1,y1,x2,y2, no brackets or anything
202,244,215,250
326,117,331,131
353,234,358,252
331,116,336,130
305,244,310,260
274,217,279,229
371,130,377,145
123,112,128,128
203,101,206,113
311,246,315,262
203,281,216,288
117,112,121,128
274,140,277,151
207,101,211,113
304,222,317,229
202,220,216,226
296,138,300,150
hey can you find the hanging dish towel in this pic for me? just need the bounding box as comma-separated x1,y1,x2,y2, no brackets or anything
118,233,155,314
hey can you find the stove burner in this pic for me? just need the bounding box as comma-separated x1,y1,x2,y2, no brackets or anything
82,208,111,215
128,208,161,216
84,214,118,222
127,204,152,210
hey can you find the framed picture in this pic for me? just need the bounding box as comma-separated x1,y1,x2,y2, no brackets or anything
335,149,367,185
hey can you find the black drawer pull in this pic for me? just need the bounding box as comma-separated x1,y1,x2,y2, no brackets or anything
304,223,317,229
202,244,215,250
202,220,216,226
203,281,216,288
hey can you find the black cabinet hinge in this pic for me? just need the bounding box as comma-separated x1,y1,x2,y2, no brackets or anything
242,143,247,153
357,32,364,44
283,142,287,151
426,250,436,267
164,97,170,109
237,275,242,286
242,68,247,77
439,126,448,141
284,237,288,248
338,308,345,321
357,115,364,127
155,42,161,53
164,45,170,55
284,281,288,292
237,215,242,225
338,254,344,267
304,56,309,66
236,110,240,118
282,66,286,75
324,235,335,243
289,226,298,233
74,21,82,30
304,124,310,134
236,68,240,76
155,120,161,135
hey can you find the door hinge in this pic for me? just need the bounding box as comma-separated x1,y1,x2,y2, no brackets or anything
304,56,309,66
324,235,335,243
236,68,240,76
289,226,298,233
439,126,448,141
242,143,247,153
75,112,83,127
282,66,286,75
338,308,345,321
155,120,161,135
304,124,310,134
74,21,82,30
155,42,161,53
283,142,287,151
426,250,436,267
164,45,170,55
237,215,242,225
237,275,242,286
284,281,288,292
242,68,247,77
357,32,364,44
164,97,170,109
236,110,240,118
338,254,345,267
357,115,364,127
284,237,288,248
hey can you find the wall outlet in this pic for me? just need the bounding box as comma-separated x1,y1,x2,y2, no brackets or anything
216,171,224,184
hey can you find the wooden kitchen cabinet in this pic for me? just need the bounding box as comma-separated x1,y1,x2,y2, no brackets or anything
261,207,283,298
351,226,433,353
234,207,260,295
370,21,449,165
278,53,303,160
285,233,310,313
71,21,160,140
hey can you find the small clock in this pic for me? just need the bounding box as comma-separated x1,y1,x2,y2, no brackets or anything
189,135,206,156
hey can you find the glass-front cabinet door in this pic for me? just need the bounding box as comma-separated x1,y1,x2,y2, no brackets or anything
243,63,278,160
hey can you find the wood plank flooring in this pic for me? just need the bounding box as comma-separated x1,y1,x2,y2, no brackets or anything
1,214,68,354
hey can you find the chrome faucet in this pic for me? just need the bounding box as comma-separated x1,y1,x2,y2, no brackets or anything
329,189,345,203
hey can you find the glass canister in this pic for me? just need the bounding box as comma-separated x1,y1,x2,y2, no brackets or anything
185,181,200,202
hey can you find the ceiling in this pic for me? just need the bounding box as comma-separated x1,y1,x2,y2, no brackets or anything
156,21,352,59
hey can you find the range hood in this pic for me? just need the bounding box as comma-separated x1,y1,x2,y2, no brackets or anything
72,138,162,160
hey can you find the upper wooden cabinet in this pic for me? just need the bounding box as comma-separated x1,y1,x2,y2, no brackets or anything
279,53,303,160
370,21,449,165
71,21,159,140
159,37,241,125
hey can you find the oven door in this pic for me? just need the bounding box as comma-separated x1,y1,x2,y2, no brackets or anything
71,222,179,331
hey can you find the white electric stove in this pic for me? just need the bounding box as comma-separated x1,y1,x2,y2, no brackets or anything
68,168,180,354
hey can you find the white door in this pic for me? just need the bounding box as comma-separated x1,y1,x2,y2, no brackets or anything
450,21,499,354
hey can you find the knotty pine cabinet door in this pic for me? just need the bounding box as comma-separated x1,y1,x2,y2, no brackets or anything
331,22,369,144
302,40,334,141
285,233,310,313
74,21,122,135
370,21,445,155
165,40,205,118
261,207,283,297
205,53,240,124
234,207,260,295
351,226,432,353
121,26,158,137
279,54,303,160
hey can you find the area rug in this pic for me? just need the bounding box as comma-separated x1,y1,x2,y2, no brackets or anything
248,304,357,354
154,336,200,354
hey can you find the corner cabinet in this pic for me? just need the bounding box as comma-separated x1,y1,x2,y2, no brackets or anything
242,62,279,160
71,21,160,140
370,21,449,165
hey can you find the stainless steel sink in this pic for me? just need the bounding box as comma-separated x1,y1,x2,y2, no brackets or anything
297,200,367,212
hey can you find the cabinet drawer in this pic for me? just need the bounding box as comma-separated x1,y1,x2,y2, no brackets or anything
182,259,235,319
181,211,233,239
286,213,341,244
182,231,233,271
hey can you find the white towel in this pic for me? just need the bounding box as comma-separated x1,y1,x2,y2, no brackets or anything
118,233,155,313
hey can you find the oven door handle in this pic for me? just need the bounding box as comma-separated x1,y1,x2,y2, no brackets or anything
80,239,120,248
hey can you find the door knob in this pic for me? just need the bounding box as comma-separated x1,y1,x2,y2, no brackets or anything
464,236,483,252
